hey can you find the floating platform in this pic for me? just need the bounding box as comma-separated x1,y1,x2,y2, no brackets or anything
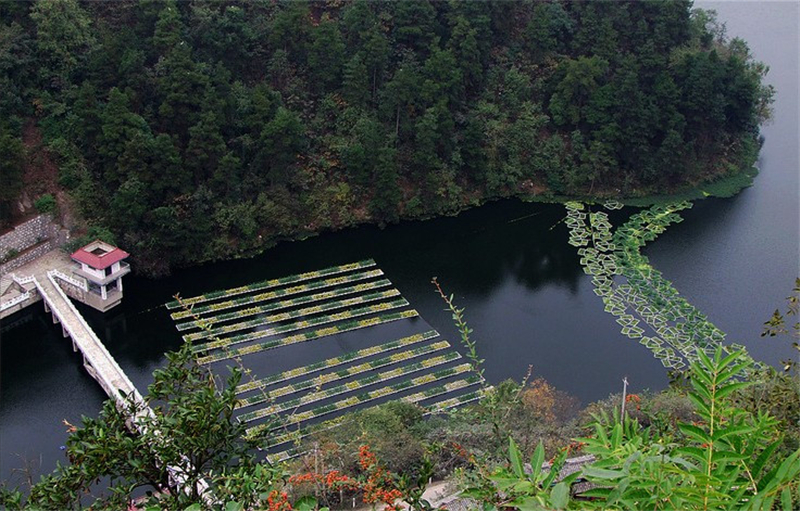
165,259,484,461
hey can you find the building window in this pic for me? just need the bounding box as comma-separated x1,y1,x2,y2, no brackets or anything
105,266,113,277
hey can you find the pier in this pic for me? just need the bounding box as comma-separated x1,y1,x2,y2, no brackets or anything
33,269,142,402
1,248,211,502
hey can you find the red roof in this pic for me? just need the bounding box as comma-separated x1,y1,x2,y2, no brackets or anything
71,242,130,270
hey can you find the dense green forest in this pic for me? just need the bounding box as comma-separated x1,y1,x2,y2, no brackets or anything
0,0,772,274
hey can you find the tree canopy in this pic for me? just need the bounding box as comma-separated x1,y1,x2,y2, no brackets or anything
0,0,772,273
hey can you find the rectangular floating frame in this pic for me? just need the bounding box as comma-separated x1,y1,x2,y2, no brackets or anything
238,351,462,421
245,366,479,438
196,309,420,365
192,298,410,353
171,268,385,320
236,340,454,408
183,288,401,340
235,330,440,394
166,259,377,309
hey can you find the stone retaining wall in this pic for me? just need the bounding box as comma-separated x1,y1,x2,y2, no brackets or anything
0,214,67,275
0,240,56,274
0,215,59,259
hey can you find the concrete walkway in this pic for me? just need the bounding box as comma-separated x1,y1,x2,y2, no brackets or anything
32,269,142,402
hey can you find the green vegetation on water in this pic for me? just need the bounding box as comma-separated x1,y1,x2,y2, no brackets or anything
170,268,385,320
175,278,393,331
565,200,763,373
234,330,440,394
239,352,462,422
166,260,376,309
245,366,480,438
196,309,420,365
236,341,454,409
190,297,410,352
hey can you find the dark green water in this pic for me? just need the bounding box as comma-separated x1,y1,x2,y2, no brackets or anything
1,1,797,488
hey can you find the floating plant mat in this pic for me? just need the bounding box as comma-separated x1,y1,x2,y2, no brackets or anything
167,260,488,458
265,387,491,464
235,331,441,394
195,309,420,364
238,352,462,421
245,370,481,438
183,289,402,341
192,298,412,353
170,268,385,320
236,340,454,409
166,259,377,309
175,279,394,331
564,202,762,373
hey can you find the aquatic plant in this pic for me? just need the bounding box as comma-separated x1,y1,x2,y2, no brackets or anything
166,260,377,309
235,331,441,394
175,279,393,331
236,342,455,409
192,298,410,353
245,368,481,438
564,201,760,371
238,353,463,422
170,268,385,320
196,309,420,365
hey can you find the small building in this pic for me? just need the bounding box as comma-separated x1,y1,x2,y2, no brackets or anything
70,240,130,312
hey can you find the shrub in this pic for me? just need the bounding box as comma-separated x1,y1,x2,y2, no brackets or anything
33,194,56,214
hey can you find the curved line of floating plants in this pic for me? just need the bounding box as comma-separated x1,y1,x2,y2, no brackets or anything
183,288,401,341
238,351,462,422
235,330,441,394
166,259,377,309
196,310,420,365
564,200,762,374
191,298,410,353
265,387,491,464
236,340,454,409
170,268,385,320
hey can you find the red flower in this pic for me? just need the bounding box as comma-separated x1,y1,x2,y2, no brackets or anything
266,490,292,511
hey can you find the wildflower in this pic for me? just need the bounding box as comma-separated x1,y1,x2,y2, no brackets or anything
266,490,292,511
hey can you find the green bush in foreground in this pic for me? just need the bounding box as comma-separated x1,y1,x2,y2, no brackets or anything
462,347,800,510
33,194,56,214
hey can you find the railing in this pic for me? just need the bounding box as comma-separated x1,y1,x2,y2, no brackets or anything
51,269,89,291
11,273,35,285
44,271,140,399
0,291,32,312
44,271,213,503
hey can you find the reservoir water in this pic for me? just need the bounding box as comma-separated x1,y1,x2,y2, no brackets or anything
1,1,797,487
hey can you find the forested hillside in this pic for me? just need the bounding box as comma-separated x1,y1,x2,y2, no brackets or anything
0,0,772,274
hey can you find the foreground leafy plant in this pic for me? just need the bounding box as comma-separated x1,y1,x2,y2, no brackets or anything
10,341,278,511
460,347,800,510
